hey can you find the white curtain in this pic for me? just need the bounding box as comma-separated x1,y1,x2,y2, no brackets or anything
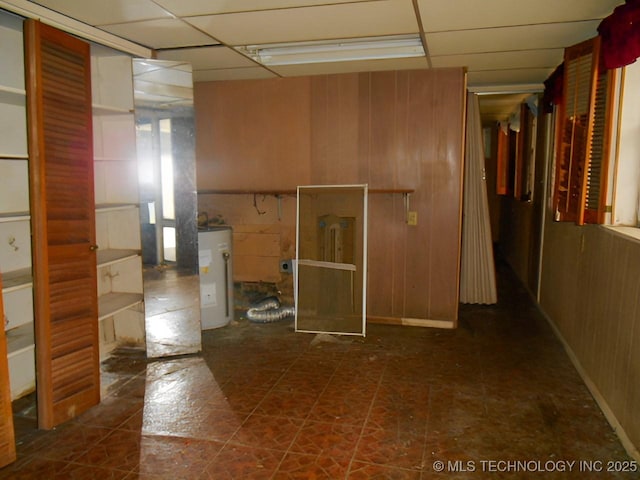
460,93,497,304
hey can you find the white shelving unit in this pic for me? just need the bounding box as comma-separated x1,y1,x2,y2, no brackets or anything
92,44,145,360
0,12,35,401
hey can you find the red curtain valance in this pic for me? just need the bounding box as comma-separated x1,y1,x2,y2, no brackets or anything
542,63,564,112
598,0,640,69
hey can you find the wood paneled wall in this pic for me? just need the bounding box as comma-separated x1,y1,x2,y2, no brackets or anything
195,68,466,323
540,223,640,458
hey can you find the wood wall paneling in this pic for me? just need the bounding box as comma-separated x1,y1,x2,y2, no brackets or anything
309,74,360,184
195,68,466,323
194,78,311,191
540,222,640,457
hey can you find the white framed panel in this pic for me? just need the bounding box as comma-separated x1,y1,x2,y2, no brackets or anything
93,114,137,160
0,11,25,90
0,98,28,158
0,160,29,214
0,219,32,273
95,206,142,250
94,160,140,204
295,184,368,336
91,46,134,110
3,286,33,331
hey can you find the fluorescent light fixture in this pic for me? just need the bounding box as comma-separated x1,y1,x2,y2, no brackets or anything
237,35,424,66
469,83,544,95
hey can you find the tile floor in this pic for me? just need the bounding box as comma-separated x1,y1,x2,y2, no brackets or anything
1,261,638,479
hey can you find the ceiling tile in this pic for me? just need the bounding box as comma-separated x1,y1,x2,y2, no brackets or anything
101,19,217,49
426,20,601,56
194,67,278,82
431,49,563,71
134,61,193,88
467,67,553,87
417,0,623,32
29,0,172,25
270,56,428,77
153,0,376,17
185,0,419,46
158,46,256,69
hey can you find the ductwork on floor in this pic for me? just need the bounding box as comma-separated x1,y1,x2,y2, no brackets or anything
246,296,295,323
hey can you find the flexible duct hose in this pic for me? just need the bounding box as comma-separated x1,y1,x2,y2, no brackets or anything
246,296,295,323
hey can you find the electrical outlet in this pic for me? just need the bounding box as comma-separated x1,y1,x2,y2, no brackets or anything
280,259,293,273
407,211,418,226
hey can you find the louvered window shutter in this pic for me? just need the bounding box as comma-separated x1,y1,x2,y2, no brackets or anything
553,37,613,225
584,54,615,224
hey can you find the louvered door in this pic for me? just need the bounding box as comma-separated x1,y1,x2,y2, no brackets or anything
0,275,16,467
25,20,100,430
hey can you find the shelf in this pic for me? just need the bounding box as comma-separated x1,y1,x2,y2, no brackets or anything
1,267,32,292
98,292,143,321
94,156,137,162
95,203,139,212
198,188,414,195
0,212,29,222
97,249,140,267
6,322,34,354
0,85,26,104
298,259,356,271
92,104,133,115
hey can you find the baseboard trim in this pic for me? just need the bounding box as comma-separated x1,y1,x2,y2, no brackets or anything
368,316,455,329
539,307,640,462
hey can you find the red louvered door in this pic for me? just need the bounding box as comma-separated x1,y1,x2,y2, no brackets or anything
25,20,100,430
0,275,16,467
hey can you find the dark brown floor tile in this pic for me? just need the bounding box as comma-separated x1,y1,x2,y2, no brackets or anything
289,420,361,459
112,375,148,400
199,444,284,480
229,413,303,451
59,463,131,480
5,261,638,479
254,389,319,419
224,368,285,389
72,397,144,430
119,410,144,432
366,383,429,435
354,428,426,471
308,392,374,425
272,369,333,395
142,404,246,442
274,452,351,479
136,435,224,478
35,424,113,462
1,457,128,479
291,351,344,374
207,384,270,414
0,457,70,480
348,461,422,479
73,429,142,472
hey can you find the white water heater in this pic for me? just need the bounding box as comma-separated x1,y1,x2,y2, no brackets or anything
198,226,234,330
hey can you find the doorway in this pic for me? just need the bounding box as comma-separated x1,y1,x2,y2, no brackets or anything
133,59,201,358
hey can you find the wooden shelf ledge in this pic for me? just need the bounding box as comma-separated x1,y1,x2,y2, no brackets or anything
1,268,32,292
197,188,414,195
97,249,140,268
98,292,143,321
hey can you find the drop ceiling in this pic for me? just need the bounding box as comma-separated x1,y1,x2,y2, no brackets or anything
5,0,626,121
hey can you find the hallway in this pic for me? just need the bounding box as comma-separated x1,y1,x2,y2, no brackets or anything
1,261,637,479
